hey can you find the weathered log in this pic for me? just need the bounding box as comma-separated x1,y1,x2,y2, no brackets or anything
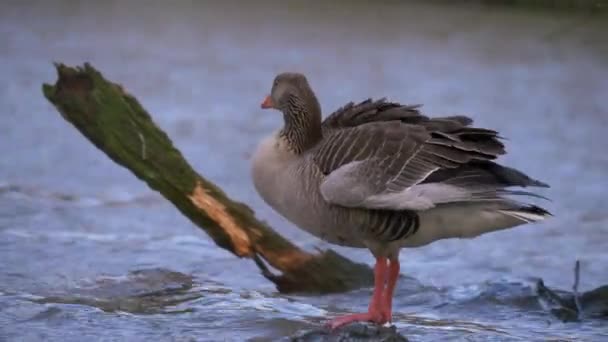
42,63,372,294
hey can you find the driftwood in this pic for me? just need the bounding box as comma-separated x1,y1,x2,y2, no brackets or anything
42,63,373,294
536,260,608,322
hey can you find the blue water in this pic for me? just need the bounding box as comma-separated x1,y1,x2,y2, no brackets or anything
1,1,607,341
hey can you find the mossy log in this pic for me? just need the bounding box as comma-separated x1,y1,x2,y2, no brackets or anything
42,63,373,294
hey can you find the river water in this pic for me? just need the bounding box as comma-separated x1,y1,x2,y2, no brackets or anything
1,1,607,341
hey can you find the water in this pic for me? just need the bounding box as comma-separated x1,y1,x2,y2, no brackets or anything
1,1,607,340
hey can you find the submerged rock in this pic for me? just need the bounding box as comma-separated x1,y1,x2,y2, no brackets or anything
536,261,608,322
291,323,408,342
536,279,608,322
30,268,203,314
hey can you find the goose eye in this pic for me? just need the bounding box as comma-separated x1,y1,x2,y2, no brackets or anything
273,80,279,87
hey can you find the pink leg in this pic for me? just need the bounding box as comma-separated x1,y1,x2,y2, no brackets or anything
368,257,388,315
328,257,389,329
381,258,400,323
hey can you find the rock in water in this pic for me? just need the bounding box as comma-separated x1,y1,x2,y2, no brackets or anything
291,323,408,342
536,279,608,321
30,268,202,314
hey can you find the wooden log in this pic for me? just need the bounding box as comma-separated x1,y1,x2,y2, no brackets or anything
42,63,373,294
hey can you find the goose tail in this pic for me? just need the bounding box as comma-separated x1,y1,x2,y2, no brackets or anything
403,200,551,247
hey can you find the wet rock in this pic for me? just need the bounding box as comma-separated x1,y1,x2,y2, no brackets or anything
536,279,580,322
31,268,203,314
536,279,608,322
536,261,608,322
291,323,408,342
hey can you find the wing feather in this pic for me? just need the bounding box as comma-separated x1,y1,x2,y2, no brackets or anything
316,98,546,211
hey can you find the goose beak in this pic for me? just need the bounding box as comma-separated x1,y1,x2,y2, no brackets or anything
261,95,274,109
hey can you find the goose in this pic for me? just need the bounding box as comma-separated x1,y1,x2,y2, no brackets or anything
251,72,550,329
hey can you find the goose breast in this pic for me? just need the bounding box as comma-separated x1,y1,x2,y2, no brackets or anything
251,131,366,247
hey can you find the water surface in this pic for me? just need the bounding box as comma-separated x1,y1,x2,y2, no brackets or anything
1,1,607,341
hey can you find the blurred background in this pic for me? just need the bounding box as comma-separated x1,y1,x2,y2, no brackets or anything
1,1,607,341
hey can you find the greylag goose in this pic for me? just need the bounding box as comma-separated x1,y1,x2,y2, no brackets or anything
252,72,550,329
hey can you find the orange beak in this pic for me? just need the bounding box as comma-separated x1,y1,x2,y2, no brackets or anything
261,95,274,109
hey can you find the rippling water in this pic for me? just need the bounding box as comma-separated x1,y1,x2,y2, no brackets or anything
1,1,607,341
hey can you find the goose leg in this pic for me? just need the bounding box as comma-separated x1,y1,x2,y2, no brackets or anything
382,258,400,323
328,257,389,329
